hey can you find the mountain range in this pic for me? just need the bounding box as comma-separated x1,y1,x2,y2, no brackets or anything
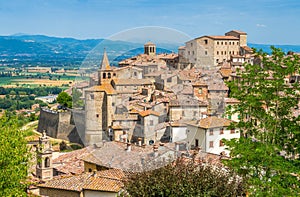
0,34,299,68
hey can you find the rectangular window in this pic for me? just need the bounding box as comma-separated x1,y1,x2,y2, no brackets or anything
193,111,197,116
167,77,172,82
219,140,224,147
220,128,224,134
217,41,219,45
204,39,208,44
209,129,213,136
90,94,94,100
205,51,208,55
216,59,219,63
209,141,214,148
195,139,199,147
150,120,154,126
217,51,219,55
96,114,99,118
230,128,235,134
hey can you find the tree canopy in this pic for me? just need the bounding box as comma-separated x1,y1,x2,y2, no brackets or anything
0,112,31,196
225,47,300,196
56,91,72,108
122,158,245,197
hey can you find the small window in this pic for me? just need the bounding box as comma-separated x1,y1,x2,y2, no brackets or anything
45,157,50,167
204,39,208,44
221,51,223,55
113,73,116,77
216,59,219,63
217,41,219,45
225,42,227,45
195,139,199,147
221,42,223,45
108,73,111,79
233,42,235,45
150,120,154,126
229,42,231,45
193,111,197,116
217,51,219,55
103,73,106,79
209,141,214,148
219,140,224,147
182,111,185,116
167,77,172,82
209,129,213,136
220,128,224,134
192,51,195,55
198,88,202,94
188,51,190,55
205,51,208,55
230,128,235,134
88,168,92,172
96,114,99,118
191,43,193,47
134,72,137,76
90,94,94,100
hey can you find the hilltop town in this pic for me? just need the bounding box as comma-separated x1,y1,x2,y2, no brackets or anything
28,30,300,196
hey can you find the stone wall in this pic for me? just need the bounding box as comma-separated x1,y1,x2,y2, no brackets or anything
37,108,85,145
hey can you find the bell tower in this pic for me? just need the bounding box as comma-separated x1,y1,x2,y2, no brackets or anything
144,42,156,56
36,130,53,181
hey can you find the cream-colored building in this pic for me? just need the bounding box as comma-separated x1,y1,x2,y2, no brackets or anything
184,30,248,68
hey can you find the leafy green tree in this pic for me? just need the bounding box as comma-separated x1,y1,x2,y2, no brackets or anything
122,159,245,197
0,112,30,196
72,88,84,108
56,91,72,108
225,47,300,196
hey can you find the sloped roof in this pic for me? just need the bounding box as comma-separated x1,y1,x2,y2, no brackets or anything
85,83,116,95
187,116,233,129
38,169,124,193
139,110,160,117
101,50,111,70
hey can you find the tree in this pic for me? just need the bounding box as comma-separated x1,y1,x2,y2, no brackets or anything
72,88,84,108
122,159,245,196
225,47,300,196
0,112,30,196
56,91,72,108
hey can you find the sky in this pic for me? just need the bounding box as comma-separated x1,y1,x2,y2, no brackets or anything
0,0,299,44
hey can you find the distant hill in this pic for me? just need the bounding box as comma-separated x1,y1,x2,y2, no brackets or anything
0,34,299,68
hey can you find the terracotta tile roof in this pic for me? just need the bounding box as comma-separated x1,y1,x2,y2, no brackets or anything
219,68,232,78
197,35,239,40
85,83,116,95
187,116,233,129
38,169,125,193
139,110,160,117
112,78,152,85
228,30,247,35
224,98,240,104
81,141,176,172
53,147,92,175
241,45,253,52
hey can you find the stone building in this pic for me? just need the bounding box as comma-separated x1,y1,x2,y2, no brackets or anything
184,30,248,68
186,116,240,155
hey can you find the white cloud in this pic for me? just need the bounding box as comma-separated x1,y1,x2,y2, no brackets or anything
256,24,266,28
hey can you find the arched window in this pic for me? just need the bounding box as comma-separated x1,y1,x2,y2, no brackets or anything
103,73,106,79
108,73,111,78
45,157,50,167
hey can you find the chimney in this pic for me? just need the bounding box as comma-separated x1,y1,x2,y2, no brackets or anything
153,145,159,157
138,137,142,146
126,143,132,152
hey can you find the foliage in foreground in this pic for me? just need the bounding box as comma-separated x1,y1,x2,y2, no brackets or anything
225,47,300,196
0,112,31,196
122,159,245,197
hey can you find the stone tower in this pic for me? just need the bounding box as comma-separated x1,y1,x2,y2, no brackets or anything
144,42,156,56
36,130,53,181
98,49,116,85
84,50,116,146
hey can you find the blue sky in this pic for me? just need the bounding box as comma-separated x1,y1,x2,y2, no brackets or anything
0,0,299,44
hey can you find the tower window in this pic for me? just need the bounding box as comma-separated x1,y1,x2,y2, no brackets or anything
45,157,50,167
108,73,111,79
103,73,106,79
